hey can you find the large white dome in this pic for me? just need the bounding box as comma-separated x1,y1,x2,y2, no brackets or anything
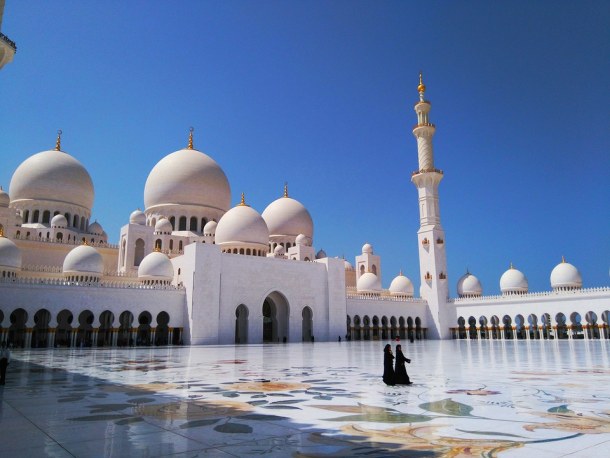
357,272,381,293
0,236,22,270
215,199,269,249
10,149,94,211
261,192,313,240
389,273,414,297
500,264,528,294
550,258,582,290
63,245,103,276
144,147,231,212
138,251,174,282
457,272,483,297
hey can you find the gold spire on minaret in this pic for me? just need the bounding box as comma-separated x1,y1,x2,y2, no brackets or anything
283,182,288,198
417,72,426,102
55,130,62,151
187,127,194,150
239,192,247,206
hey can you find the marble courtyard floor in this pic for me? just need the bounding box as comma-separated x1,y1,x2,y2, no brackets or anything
1,340,609,457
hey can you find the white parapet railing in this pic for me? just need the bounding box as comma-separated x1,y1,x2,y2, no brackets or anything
0,276,184,291
449,286,610,304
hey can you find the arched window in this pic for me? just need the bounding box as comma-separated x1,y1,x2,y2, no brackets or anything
33,210,40,223
372,264,377,275
179,216,187,231
360,265,365,275
179,240,183,251
190,216,197,231
42,210,51,224
73,215,79,228
169,216,176,230
169,239,174,250
134,238,145,266
24,210,30,223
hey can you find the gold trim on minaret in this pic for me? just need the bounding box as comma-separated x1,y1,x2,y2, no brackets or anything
187,127,194,150
55,130,62,151
418,71,426,93
283,182,288,198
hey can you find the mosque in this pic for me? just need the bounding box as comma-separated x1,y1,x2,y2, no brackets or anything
0,16,609,348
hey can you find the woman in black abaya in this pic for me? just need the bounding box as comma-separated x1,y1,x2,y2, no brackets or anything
382,344,395,386
394,344,412,385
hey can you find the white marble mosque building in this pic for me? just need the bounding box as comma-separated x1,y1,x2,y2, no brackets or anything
1,17,609,348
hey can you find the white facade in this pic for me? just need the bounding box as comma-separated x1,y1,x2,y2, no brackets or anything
0,67,609,347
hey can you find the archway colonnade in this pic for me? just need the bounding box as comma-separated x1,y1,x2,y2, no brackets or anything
452,310,610,340
0,308,183,348
346,314,427,341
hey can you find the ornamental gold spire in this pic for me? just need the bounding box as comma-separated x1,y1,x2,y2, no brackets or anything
239,192,246,206
187,127,194,150
283,182,288,198
417,71,426,102
562,255,566,263
154,242,161,252
55,130,62,151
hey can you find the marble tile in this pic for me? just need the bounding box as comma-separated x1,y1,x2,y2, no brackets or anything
1,340,609,457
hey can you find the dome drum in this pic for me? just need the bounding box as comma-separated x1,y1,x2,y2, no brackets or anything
145,205,226,236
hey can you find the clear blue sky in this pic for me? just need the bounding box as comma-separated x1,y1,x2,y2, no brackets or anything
1,0,608,295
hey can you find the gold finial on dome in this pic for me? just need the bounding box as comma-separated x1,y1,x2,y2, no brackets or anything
417,71,426,93
283,182,288,198
81,238,88,245
55,130,62,151
399,269,403,276
187,127,194,150
239,192,247,206
154,242,161,252
509,262,514,269
562,255,566,263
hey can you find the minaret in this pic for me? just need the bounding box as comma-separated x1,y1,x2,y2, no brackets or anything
411,73,452,339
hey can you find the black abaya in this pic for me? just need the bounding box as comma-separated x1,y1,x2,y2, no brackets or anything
383,350,395,386
394,348,411,385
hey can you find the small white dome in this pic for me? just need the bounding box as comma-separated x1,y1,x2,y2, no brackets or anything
344,260,354,271
262,192,313,240
295,233,309,246
203,220,218,235
500,264,528,294
550,258,582,290
88,221,104,235
138,251,174,282
215,201,269,249
274,245,285,255
0,187,9,207
316,249,327,259
144,147,231,213
154,218,173,234
357,271,381,293
0,237,22,270
389,273,414,297
362,243,373,254
457,272,483,297
63,245,103,276
129,209,146,225
51,214,68,228
10,149,94,211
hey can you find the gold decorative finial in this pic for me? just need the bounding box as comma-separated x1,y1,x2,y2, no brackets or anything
283,182,288,198
417,71,426,93
399,269,403,276
510,262,514,269
82,238,88,245
562,255,566,263
187,127,194,150
239,192,246,206
55,130,62,151
0,226,4,237
154,242,161,252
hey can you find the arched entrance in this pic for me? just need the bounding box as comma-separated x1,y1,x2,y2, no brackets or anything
302,306,313,342
32,309,51,348
9,308,28,348
156,312,170,345
97,311,114,347
262,292,289,343
235,304,249,344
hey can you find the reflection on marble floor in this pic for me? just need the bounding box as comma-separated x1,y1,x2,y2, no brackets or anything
1,340,610,457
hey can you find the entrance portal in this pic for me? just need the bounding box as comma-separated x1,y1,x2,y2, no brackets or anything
262,292,289,343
